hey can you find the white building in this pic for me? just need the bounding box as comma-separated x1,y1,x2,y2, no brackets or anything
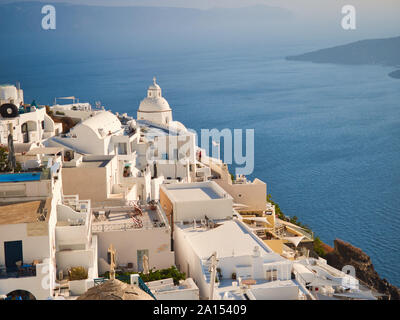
146,277,199,300
0,149,97,299
51,96,95,123
92,202,174,275
160,181,234,225
174,219,298,300
0,84,62,146
48,111,128,155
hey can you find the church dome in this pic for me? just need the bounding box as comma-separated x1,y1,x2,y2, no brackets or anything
138,77,171,113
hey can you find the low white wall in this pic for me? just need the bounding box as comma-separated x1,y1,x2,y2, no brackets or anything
96,227,174,275
69,279,94,296
249,284,299,300
56,249,94,273
0,260,53,300
175,198,232,222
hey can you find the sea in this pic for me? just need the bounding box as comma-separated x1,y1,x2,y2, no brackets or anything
1,44,399,286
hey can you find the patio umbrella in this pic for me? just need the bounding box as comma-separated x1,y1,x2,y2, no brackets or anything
7,132,16,171
77,279,154,300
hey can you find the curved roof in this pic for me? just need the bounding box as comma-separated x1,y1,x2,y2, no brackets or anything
138,97,171,113
169,121,187,132
138,77,172,113
73,111,121,139
77,279,154,300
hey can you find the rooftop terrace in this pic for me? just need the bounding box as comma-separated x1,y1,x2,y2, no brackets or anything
91,202,169,232
0,198,51,225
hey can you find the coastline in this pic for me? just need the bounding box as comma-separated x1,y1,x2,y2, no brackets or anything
268,194,400,299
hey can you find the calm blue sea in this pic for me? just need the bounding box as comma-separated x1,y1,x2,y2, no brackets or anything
1,45,399,286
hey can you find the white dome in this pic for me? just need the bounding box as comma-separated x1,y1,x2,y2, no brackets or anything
138,96,171,112
138,77,172,113
170,121,187,132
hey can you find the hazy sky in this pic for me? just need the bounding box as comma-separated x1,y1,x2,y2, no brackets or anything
1,0,399,43
1,0,400,10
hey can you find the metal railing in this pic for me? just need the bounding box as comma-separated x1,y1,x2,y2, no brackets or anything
0,266,37,279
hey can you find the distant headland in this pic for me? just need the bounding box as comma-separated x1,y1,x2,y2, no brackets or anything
286,35,400,79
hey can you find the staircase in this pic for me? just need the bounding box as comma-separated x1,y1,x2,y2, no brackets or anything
201,259,212,283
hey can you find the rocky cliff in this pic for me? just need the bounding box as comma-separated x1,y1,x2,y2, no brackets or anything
325,239,400,300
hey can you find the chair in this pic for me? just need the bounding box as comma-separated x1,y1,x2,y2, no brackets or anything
105,210,111,220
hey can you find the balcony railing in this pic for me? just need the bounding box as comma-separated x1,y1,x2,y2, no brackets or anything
0,265,37,279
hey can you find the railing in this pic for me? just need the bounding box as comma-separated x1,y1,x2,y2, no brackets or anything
92,220,155,232
138,277,157,300
94,277,107,286
0,265,37,279
92,203,169,233
293,270,316,300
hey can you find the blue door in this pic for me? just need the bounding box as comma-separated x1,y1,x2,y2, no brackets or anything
4,240,23,272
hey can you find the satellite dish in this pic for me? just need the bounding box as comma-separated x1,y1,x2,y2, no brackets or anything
0,103,18,118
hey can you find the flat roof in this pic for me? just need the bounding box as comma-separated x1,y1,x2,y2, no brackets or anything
91,204,167,230
179,220,275,259
78,159,111,168
0,198,51,225
167,186,221,202
26,147,63,156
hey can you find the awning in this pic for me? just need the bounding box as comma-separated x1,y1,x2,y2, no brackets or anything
284,236,304,247
242,216,272,226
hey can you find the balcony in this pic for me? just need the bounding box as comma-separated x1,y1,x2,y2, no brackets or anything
0,259,53,300
56,196,91,248
0,264,37,279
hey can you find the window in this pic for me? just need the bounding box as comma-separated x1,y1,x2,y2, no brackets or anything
117,143,127,155
266,269,278,282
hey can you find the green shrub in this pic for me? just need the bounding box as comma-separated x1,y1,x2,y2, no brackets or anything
101,266,186,286
140,266,186,285
69,266,88,280
313,236,326,257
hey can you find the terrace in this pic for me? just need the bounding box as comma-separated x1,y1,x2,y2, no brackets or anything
56,195,92,247
0,260,43,279
91,202,169,233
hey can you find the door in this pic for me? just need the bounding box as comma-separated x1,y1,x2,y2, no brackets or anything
21,123,29,143
4,240,23,272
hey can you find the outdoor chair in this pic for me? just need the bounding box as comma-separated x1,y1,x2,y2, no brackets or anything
105,210,111,219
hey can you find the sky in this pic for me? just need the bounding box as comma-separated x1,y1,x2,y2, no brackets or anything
0,0,399,49
1,0,400,10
